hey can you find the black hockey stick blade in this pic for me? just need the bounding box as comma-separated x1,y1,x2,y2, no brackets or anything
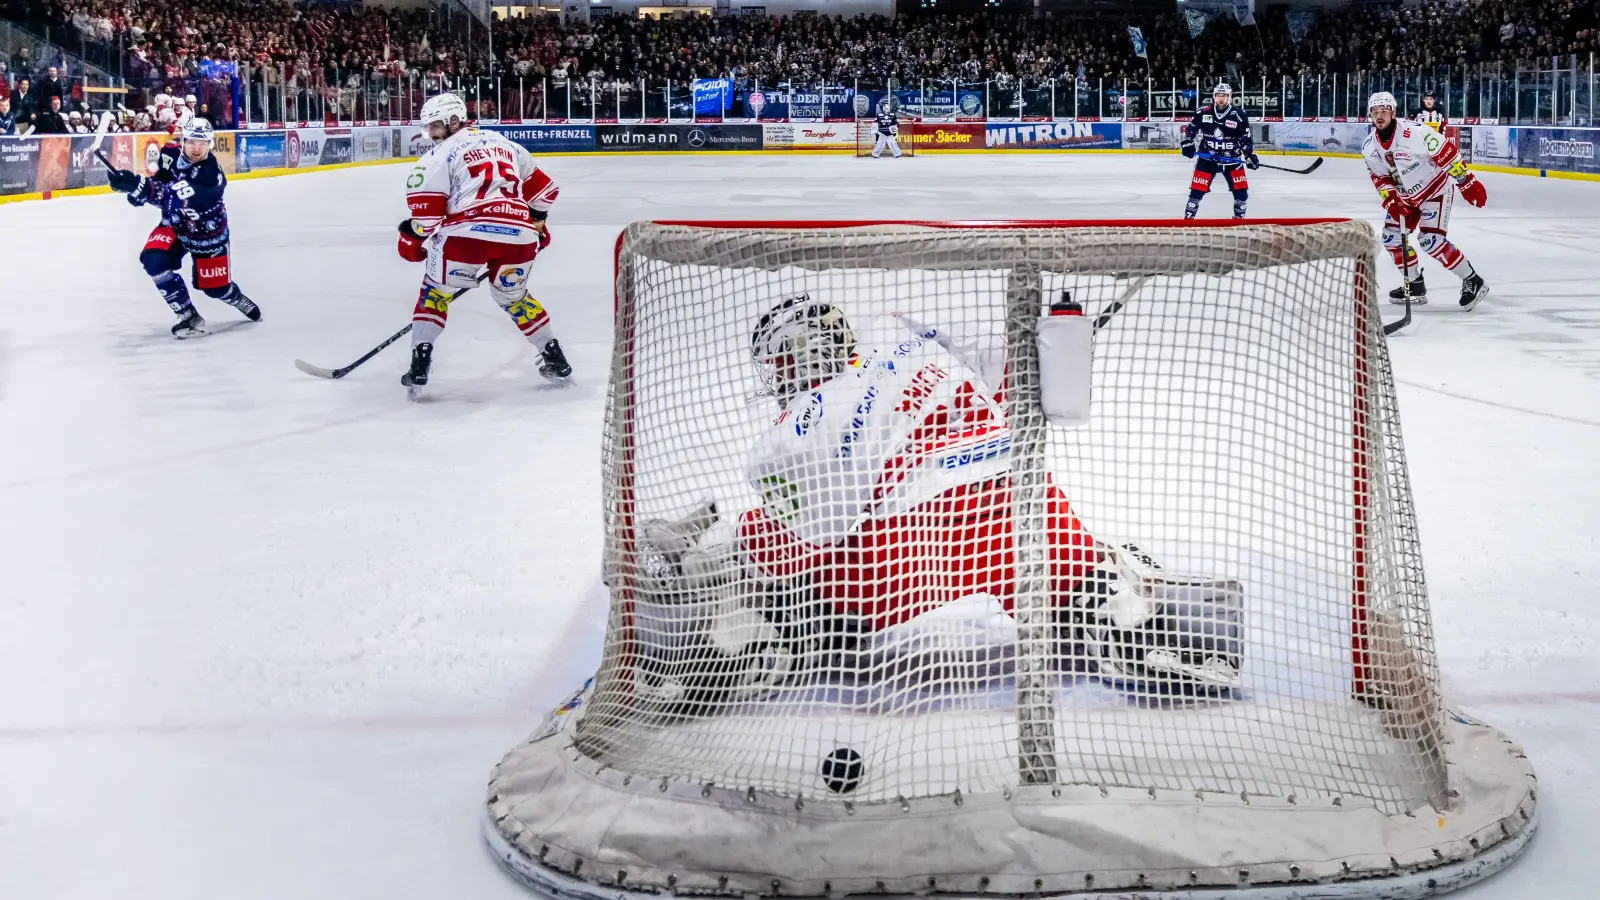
1384,295,1413,335
295,324,413,379
1256,157,1324,175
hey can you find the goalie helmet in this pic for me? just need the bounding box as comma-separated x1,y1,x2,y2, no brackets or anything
1368,91,1399,113
750,294,856,405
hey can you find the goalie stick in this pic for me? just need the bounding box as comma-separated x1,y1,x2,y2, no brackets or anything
293,271,489,379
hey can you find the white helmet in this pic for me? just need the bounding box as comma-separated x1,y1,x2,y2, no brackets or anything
180,117,214,145
419,93,468,140
1368,91,1398,113
157,108,176,124
173,95,187,107
1212,82,1233,95
750,294,856,405
185,94,197,105
155,92,172,107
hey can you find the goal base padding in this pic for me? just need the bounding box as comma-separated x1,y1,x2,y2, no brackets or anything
483,713,1536,900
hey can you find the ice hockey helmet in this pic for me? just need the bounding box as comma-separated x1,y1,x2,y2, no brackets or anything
181,117,215,145
750,294,856,404
185,94,198,105
155,92,172,107
1212,82,1233,96
419,93,469,139
1367,91,1399,112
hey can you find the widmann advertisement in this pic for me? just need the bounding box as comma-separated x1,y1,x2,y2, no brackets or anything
595,124,763,152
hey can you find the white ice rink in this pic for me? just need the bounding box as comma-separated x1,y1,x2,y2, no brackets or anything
1,152,1595,899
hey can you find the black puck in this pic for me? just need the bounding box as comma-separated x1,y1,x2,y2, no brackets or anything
820,747,863,794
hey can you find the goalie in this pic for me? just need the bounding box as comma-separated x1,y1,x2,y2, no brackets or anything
632,296,1244,711
870,108,903,158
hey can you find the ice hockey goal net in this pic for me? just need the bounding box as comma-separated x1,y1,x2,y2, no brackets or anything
487,220,1536,900
856,118,917,156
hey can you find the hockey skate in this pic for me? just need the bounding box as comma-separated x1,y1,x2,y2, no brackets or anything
401,342,433,401
171,308,209,339
1459,272,1489,310
221,287,261,322
538,338,572,381
1388,275,1427,305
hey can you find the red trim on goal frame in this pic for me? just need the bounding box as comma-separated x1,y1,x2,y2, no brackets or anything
648,218,1351,230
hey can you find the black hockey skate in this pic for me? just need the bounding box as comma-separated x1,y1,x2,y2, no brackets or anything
1459,272,1489,311
1388,275,1427,305
222,287,261,322
401,342,433,401
171,308,209,339
538,338,572,381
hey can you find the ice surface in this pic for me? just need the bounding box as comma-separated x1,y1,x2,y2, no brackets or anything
0,154,1594,899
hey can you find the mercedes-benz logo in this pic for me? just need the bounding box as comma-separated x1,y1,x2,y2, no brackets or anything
686,128,707,148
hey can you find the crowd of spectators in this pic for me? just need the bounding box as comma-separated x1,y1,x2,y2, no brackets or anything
1,0,1597,134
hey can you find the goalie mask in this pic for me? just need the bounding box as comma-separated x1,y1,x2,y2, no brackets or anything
750,294,856,405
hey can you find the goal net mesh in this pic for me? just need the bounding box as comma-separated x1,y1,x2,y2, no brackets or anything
487,220,1535,900
584,219,1438,809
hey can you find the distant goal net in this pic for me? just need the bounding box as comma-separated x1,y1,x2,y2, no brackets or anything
487,220,1536,900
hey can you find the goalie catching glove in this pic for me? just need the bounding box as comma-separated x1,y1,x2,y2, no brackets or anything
1063,542,1244,696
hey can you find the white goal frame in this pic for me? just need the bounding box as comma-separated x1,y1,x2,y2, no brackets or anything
486,219,1537,900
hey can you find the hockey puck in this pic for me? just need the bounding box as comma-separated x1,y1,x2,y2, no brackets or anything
820,747,863,794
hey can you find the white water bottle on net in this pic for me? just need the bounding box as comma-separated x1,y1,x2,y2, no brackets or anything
486,219,1537,900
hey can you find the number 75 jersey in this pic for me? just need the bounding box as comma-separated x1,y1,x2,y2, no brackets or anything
404,127,559,245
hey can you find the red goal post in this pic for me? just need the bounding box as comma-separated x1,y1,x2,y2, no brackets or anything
487,217,1538,900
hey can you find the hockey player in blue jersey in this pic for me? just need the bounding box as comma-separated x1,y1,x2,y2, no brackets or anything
106,118,261,338
1180,84,1260,219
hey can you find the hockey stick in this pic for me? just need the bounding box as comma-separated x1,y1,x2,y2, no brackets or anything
1254,157,1324,175
88,110,114,153
293,272,490,379
1380,151,1414,337
1092,275,1151,332
294,324,414,379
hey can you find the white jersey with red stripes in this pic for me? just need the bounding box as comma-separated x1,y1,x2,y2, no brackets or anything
404,126,559,245
1361,121,1465,203
745,314,1012,548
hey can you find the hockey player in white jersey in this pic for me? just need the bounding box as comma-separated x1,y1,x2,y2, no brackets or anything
633,295,1245,710
1363,91,1488,309
395,93,570,399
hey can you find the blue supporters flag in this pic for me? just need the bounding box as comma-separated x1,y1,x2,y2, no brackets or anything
1128,26,1148,60
1232,0,1255,26
1183,8,1211,39
1286,10,1316,44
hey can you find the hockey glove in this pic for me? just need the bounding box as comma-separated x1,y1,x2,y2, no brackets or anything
1381,191,1421,231
1457,174,1488,208
106,166,142,194
1180,140,1197,160
539,223,552,251
1244,152,1260,170
397,219,428,263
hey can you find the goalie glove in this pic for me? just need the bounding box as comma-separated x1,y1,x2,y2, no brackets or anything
1066,542,1244,695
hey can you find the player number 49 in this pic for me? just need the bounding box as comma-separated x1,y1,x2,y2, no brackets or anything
467,160,519,201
